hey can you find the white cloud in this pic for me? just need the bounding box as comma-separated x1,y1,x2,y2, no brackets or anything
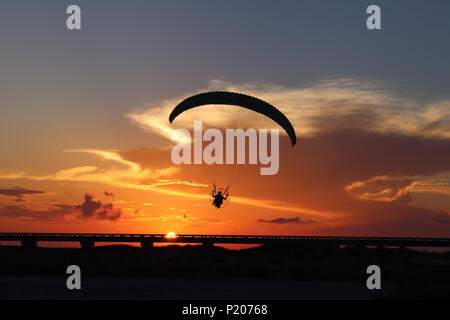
126,78,450,143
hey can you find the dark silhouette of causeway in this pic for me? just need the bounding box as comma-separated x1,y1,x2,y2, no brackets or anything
1,232,450,299
1,238,450,299
1,232,450,249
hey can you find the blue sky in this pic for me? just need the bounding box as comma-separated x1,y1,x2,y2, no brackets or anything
2,0,450,97
1,0,449,166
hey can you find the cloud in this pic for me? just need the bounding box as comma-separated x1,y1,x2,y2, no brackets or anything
0,147,345,217
257,217,315,224
0,187,46,203
435,219,450,224
76,193,122,221
345,176,416,204
104,191,114,197
237,129,450,235
0,200,125,222
126,78,450,143
0,149,208,197
0,204,76,220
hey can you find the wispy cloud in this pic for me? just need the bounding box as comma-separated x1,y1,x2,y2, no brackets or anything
126,78,450,143
0,148,341,216
345,175,417,203
0,149,205,190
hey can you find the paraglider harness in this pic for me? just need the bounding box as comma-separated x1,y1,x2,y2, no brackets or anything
211,185,229,209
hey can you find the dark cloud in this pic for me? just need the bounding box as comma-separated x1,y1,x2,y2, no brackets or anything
435,219,450,224
148,128,450,235
0,193,122,221
0,187,46,203
0,193,122,222
0,204,76,220
104,191,114,197
232,130,450,235
257,217,315,224
76,193,122,221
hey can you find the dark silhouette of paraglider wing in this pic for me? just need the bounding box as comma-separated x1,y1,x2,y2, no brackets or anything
168,91,297,146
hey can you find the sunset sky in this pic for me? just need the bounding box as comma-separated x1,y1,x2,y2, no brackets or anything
1,1,450,238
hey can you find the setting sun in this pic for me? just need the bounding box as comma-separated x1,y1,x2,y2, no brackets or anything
165,232,178,239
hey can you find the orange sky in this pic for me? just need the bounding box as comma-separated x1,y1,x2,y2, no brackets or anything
1,79,450,239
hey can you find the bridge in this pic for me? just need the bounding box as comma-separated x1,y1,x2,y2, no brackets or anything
1,232,450,249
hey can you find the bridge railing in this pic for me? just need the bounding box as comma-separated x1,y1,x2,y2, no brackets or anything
1,232,450,243
0,232,450,247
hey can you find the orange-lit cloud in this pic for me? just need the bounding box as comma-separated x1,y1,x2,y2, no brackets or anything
0,149,205,190
0,148,346,217
345,175,417,203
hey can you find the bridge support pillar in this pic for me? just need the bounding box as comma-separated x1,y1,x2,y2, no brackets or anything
21,240,37,248
141,240,154,249
202,241,215,248
80,239,95,248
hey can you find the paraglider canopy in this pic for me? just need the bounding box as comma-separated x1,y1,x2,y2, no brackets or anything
168,91,297,146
